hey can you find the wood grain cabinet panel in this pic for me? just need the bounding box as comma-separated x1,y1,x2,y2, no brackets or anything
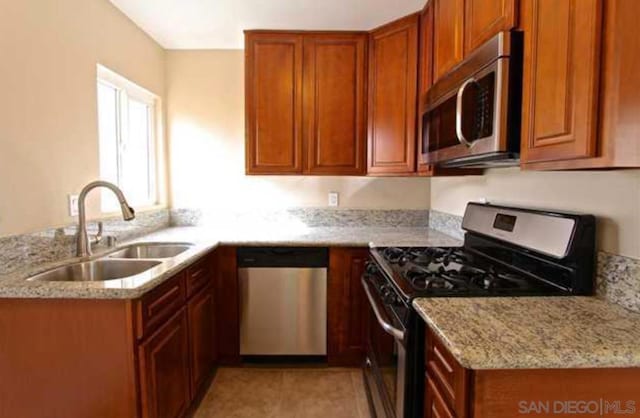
245,33,304,174
464,0,517,54
139,309,191,418
433,0,465,82
418,3,435,174
520,0,603,164
303,35,367,175
367,14,419,175
215,246,240,365
187,286,216,398
327,247,370,366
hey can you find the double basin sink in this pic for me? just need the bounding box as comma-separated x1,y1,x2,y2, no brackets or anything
27,243,194,283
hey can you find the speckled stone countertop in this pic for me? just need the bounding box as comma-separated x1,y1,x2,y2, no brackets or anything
0,226,460,299
413,297,640,369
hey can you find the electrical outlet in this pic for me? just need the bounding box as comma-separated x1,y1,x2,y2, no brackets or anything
328,192,339,207
68,194,79,217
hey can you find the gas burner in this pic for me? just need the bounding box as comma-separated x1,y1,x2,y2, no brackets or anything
406,267,456,291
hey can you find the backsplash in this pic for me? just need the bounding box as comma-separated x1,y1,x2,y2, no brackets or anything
0,209,170,276
428,210,640,313
170,208,430,228
428,210,465,240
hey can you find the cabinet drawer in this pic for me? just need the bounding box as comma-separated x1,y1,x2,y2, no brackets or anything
136,272,186,340
426,328,469,417
425,377,455,418
187,257,213,298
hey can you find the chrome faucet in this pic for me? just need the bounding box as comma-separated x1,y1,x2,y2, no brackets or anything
76,181,135,257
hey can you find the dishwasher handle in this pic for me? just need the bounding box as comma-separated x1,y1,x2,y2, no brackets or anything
361,276,405,341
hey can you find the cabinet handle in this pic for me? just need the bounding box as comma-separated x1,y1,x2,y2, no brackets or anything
456,77,478,148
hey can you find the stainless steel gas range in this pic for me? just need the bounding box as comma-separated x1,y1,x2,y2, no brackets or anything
362,202,596,418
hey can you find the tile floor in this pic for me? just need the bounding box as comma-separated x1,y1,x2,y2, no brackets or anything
193,367,371,418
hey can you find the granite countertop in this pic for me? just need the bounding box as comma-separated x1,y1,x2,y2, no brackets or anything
0,226,460,299
413,296,640,370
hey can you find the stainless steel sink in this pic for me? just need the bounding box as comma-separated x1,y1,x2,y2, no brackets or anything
108,243,194,259
27,259,162,282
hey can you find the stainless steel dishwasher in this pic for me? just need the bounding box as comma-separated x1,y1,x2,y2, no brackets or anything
238,247,328,356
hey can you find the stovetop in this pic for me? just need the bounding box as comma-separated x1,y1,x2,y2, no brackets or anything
370,246,567,301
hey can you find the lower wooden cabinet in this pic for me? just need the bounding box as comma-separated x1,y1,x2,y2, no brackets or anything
188,286,216,396
139,309,191,418
424,327,640,418
327,247,370,366
425,377,455,418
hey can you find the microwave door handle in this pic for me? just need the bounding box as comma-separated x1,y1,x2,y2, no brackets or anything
361,277,405,341
456,77,477,147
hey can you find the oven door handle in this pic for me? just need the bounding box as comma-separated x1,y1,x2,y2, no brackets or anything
455,77,478,148
361,277,405,341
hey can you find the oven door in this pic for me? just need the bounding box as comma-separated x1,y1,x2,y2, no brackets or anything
362,276,407,418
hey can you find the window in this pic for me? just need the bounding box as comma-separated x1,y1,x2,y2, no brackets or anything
97,65,158,211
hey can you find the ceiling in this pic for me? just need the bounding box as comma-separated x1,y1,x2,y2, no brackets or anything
109,0,426,49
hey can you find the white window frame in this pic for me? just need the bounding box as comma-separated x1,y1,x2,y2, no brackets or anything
97,64,159,211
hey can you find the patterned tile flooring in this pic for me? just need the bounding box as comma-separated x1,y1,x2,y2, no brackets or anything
193,367,371,418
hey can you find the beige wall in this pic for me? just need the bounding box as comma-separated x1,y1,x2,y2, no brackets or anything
166,50,430,211
431,169,640,258
0,0,165,237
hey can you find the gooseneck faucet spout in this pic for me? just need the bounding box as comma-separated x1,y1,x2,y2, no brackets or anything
76,181,135,257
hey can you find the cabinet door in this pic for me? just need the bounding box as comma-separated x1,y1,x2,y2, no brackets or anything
520,0,602,164
188,286,216,397
433,0,465,82
245,33,303,174
367,14,419,175
303,34,368,175
327,248,370,366
215,246,240,365
464,0,517,54
139,309,191,418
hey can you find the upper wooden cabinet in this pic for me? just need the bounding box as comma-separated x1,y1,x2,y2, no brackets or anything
433,0,465,82
432,0,517,83
303,35,368,175
245,33,304,174
245,31,367,176
520,0,602,165
367,14,419,175
464,0,517,53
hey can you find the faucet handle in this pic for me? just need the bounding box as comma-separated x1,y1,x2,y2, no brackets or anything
91,222,104,246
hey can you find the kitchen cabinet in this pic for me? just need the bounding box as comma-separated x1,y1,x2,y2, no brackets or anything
520,0,603,165
214,246,241,365
367,14,419,175
464,0,517,53
424,327,640,418
245,31,367,176
245,33,304,174
187,285,216,397
303,34,368,175
521,0,640,169
432,0,465,82
417,2,435,175
327,247,370,366
139,309,191,418
0,251,218,418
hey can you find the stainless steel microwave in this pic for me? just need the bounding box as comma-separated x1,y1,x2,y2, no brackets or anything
421,31,523,168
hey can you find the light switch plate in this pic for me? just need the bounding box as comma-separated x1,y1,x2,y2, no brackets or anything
328,192,339,207
68,194,79,217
